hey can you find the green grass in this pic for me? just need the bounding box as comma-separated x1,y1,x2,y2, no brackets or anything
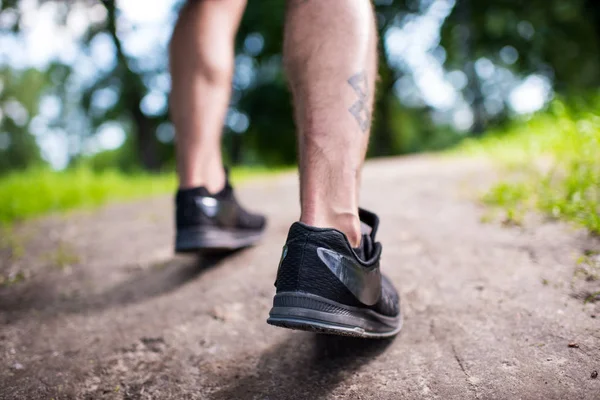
0,166,287,225
458,99,600,235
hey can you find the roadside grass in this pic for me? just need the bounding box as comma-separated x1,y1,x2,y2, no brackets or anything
457,100,600,235
0,166,288,225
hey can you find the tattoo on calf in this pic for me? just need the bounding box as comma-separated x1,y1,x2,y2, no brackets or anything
348,71,371,133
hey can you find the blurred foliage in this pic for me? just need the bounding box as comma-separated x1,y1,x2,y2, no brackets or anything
0,0,598,174
0,165,288,224
460,96,600,235
443,0,600,87
0,67,46,171
0,167,174,223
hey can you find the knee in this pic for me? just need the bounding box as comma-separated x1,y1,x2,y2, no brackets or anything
196,53,235,85
170,1,242,85
171,41,234,85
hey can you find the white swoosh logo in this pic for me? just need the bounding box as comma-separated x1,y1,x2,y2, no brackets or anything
317,247,381,306
194,197,219,217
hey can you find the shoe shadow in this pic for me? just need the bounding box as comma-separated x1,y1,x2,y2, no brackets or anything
77,250,242,314
210,333,395,400
0,250,243,324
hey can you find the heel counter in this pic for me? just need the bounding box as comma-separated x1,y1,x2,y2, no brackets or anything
274,224,312,292
274,240,306,292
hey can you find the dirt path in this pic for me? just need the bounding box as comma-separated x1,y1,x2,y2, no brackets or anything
1,156,599,399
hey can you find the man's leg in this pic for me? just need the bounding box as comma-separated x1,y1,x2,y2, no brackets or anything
169,0,246,193
170,0,266,253
268,1,401,338
284,0,377,247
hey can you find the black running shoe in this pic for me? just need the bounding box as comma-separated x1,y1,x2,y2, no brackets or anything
175,173,266,253
267,208,402,338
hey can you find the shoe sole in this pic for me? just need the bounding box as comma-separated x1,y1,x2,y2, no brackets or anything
175,226,264,253
267,292,402,339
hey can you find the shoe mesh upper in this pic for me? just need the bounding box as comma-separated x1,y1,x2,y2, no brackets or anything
176,182,265,231
275,211,400,318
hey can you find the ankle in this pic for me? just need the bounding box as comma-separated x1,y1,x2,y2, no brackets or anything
179,167,226,194
301,210,362,247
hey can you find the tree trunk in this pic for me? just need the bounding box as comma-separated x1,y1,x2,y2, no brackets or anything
456,0,486,135
371,34,399,157
101,0,161,171
131,101,161,171
230,133,242,165
584,0,600,66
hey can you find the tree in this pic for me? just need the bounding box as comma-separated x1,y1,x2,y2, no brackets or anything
1,0,598,174
0,68,49,173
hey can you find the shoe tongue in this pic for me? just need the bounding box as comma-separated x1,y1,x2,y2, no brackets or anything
213,181,233,200
216,168,234,199
353,233,374,261
358,208,379,242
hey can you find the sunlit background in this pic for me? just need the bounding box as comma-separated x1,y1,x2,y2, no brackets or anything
2,0,597,172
